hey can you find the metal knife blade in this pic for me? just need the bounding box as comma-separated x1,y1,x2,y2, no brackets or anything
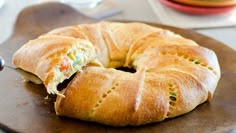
0,57,43,84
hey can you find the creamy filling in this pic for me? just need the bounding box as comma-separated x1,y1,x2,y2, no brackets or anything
47,49,94,97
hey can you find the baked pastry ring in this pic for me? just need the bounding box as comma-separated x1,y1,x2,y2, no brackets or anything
13,21,221,126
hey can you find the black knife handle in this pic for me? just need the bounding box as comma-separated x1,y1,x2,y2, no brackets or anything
0,57,5,71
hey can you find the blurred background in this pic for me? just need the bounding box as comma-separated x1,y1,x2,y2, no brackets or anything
0,0,236,50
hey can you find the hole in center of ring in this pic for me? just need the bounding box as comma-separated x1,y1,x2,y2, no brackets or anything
115,67,136,73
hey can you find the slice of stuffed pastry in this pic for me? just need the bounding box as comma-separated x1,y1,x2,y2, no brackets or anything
13,34,96,97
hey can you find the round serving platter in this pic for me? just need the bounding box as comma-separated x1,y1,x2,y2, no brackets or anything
173,0,236,7
160,0,236,15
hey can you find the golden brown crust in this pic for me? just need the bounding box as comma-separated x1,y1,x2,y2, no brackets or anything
13,21,221,126
13,35,76,80
55,45,220,126
13,34,96,95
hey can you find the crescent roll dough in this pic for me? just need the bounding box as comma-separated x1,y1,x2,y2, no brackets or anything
13,21,220,126
13,35,96,96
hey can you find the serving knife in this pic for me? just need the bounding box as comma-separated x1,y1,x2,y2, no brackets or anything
0,57,43,84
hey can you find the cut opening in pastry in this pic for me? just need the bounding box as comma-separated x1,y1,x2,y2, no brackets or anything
46,47,96,97
56,73,76,92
